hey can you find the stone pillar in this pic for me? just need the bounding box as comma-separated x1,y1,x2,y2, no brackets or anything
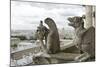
84,6,93,29
92,6,96,27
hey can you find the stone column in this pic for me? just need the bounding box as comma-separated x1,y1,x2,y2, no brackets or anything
84,5,93,29
92,6,96,27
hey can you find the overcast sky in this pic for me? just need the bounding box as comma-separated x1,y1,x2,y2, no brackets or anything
11,1,85,30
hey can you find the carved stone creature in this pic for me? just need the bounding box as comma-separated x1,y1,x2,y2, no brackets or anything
68,16,95,59
45,18,60,54
36,21,49,52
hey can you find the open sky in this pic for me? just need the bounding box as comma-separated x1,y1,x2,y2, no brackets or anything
11,0,85,30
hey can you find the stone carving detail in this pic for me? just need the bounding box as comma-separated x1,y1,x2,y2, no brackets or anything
68,16,95,58
44,18,60,54
36,21,49,52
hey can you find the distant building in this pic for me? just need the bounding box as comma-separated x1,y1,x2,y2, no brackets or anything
59,28,74,39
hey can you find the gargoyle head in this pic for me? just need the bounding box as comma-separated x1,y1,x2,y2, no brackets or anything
68,16,85,28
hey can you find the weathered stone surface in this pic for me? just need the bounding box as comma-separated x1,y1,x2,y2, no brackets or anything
37,21,49,43
44,18,60,54
81,26,95,58
32,51,82,65
36,21,49,52
68,16,95,58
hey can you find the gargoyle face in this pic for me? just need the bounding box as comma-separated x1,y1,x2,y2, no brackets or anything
36,27,45,40
68,16,83,28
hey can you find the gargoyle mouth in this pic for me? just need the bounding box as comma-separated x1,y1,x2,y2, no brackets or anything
67,17,74,27
68,22,74,26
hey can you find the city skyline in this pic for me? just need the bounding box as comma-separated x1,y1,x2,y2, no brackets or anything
11,1,85,30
